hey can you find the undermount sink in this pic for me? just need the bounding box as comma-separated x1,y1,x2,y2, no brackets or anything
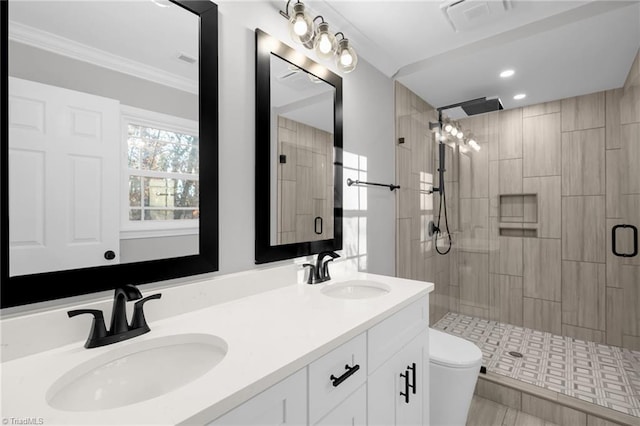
47,333,227,411
321,280,391,299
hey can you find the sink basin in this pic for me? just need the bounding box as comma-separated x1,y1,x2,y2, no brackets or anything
321,280,391,299
47,333,227,411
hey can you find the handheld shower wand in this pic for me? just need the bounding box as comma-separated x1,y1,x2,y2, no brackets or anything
430,111,452,255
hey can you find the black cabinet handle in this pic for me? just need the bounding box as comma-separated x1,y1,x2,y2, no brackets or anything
612,224,638,257
400,363,417,404
330,364,360,387
407,362,416,394
400,370,410,404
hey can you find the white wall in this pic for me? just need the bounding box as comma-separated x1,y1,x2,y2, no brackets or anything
215,1,396,277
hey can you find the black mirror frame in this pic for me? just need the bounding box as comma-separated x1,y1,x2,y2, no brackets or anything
254,29,343,264
0,0,219,308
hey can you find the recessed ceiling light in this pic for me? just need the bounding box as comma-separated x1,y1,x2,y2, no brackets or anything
513,93,526,100
500,69,515,78
150,0,170,8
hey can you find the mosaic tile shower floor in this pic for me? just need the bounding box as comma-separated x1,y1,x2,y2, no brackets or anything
432,312,640,418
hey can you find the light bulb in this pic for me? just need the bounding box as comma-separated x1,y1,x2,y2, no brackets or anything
500,69,515,78
288,3,314,44
450,128,458,137
336,38,357,73
319,35,331,53
293,18,308,36
313,22,337,60
340,51,353,66
456,132,463,139
444,124,452,133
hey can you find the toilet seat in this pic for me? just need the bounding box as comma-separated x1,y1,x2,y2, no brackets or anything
429,328,482,368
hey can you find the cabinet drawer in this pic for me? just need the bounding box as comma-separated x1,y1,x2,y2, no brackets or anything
367,295,428,374
208,367,307,425
314,384,366,426
308,333,367,424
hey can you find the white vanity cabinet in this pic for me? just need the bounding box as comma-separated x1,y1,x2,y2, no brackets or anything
367,331,428,426
367,295,429,426
208,367,307,425
208,296,429,426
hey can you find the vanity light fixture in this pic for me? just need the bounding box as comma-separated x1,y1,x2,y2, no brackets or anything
468,139,481,151
280,1,358,73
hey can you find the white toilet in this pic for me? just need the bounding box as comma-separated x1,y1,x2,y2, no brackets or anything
429,328,483,426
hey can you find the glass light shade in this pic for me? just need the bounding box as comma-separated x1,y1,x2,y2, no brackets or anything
450,127,458,136
314,22,337,60
444,123,453,132
336,38,357,73
289,3,314,44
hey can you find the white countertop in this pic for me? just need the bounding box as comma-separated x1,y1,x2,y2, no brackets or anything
1,270,433,425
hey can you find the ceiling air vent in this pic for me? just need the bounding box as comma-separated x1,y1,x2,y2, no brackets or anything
440,0,512,32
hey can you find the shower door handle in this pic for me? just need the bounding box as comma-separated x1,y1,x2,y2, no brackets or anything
612,224,638,257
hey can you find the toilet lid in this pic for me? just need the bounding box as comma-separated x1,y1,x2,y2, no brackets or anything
429,328,483,368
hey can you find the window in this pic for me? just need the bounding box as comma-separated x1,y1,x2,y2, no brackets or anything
121,106,199,237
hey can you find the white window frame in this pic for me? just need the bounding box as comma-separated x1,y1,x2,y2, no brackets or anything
120,105,199,239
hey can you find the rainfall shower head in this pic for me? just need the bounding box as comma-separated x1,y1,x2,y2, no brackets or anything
438,97,504,117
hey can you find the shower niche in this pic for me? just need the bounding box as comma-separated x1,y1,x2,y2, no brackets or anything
498,194,538,237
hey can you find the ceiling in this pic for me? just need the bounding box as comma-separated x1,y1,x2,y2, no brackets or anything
304,0,640,112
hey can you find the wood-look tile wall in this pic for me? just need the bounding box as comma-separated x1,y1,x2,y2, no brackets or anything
395,50,640,349
277,116,333,244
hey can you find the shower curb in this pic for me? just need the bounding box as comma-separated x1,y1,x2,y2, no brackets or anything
476,372,638,426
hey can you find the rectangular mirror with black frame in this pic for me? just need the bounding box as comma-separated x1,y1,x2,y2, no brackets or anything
255,28,342,264
0,0,219,308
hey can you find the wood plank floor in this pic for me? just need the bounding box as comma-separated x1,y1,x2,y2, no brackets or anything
466,396,559,426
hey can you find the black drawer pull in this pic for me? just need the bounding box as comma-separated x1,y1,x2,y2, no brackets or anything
612,224,638,257
330,364,360,387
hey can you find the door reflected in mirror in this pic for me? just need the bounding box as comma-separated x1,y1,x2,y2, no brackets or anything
269,54,335,246
7,0,200,276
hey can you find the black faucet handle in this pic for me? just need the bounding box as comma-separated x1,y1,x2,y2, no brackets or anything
68,309,108,348
130,293,162,332
302,263,319,284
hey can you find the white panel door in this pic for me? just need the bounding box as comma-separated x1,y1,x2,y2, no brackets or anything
9,77,120,276
368,331,427,426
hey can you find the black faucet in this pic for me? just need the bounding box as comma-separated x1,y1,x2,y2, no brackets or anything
68,284,162,349
303,251,340,284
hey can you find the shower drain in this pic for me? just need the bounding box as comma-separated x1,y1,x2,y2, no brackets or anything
508,351,523,358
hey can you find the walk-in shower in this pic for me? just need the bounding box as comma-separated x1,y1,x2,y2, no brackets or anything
394,74,640,424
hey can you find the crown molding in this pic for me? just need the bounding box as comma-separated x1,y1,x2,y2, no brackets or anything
9,21,197,94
